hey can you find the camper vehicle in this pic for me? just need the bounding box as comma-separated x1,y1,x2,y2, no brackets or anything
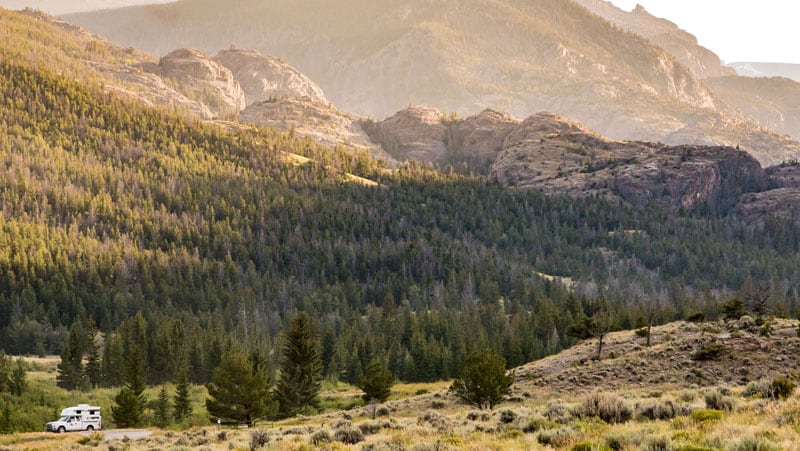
46,404,102,432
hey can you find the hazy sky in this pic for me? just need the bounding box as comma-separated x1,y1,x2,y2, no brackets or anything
0,0,173,15
0,0,797,63
609,0,799,63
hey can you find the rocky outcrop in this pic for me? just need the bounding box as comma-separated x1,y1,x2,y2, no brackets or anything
452,109,520,171
87,61,214,119
736,189,800,222
367,106,448,163
214,49,328,106
489,113,767,211
157,48,245,119
239,98,395,163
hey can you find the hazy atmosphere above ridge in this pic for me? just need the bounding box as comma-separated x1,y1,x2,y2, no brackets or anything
1,0,797,63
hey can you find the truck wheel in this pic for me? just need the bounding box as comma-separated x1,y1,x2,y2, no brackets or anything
58,426,65,433
86,425,94,431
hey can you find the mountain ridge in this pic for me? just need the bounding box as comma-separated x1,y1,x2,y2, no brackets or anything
63,0,800,165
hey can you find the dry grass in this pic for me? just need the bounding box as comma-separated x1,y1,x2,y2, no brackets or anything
6,321,800,449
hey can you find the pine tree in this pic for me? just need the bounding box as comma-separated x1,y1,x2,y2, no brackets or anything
85,317,102,388
111,387,144,428
101,333,124,387
173,366,193,423
0,402,11,434
0,352,10,393
10,359,27,396
111,339,147,427
358,359,394,403
155,386,172,428
275,313,322,418
205,349,271,427
449,351,513,410
56,322,85,390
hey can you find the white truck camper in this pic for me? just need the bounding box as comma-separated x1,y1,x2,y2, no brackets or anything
46,404,102,432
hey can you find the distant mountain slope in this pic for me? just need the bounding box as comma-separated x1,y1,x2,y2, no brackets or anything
573,0,731,79
65,0,800,166
729,62,800,83
705,76,800,142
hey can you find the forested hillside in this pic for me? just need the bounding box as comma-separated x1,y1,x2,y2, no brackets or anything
1,8,800,390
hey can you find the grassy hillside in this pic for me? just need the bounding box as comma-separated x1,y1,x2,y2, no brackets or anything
5,319,800,449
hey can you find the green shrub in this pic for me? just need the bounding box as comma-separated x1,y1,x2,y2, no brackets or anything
691,343,725,361
730,436,780,451
498,409,518,424
690,409,723,422
310,429,332,446
635,328,649,338
768,377,796,400
604,435,627,451
571,441,612,451
522,414,554,433
642,436,672,451
686,312,706,322
636,400,677,420
573,393,633,424
467,410,491,421
333,427,364,445
673,445,715,451
358,421,383,435
704,389,735,412
250,430,270,449
537,426,577,447
743,380,771,398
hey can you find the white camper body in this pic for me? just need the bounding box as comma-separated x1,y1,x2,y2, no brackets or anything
46,404,102,432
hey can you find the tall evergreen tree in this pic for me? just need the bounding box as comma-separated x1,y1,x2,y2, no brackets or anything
84,317,102,389
10,359,27,396
56,322,85,390
0,402,11,434
101,333,124,387
449,351,513,410
205,349,271,427
111,332,147,427
359,359,394,403
0,352,10,393
173,365,193,423
275,313,322,418
155,386,172,428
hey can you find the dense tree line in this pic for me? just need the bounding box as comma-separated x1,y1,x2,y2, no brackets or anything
0,57,799,391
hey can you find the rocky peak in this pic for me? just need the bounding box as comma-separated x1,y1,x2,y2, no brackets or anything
489,113,768,212
213,49,328,106
452,109,520,170
157,48,246,119
368,106,448,162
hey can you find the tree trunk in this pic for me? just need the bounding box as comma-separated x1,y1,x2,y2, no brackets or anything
597,334,604,357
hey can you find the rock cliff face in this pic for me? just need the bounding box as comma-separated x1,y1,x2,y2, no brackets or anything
239,98,395,162
489,113,767,211
453,109,521,171
157,48,246,119
86,61,215,119
213,49,328,105
367,106,449,163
